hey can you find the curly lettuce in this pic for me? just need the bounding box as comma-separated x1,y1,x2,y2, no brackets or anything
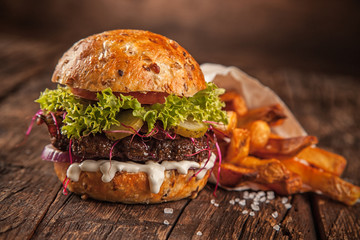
36,83,228,138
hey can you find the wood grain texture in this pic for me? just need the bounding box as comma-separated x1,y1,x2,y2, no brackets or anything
170,187,317,239
0,33,61,100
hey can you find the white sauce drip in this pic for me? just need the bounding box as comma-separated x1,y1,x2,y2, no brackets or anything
67,153,216,194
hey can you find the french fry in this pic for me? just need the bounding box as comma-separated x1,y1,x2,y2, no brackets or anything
238,156,290,184
296,147,346,176
248,120,271,150
265,172,303,195
251,136,318,159
213,161,302,195
212,111,237,137
213,163,257,187
237,104,286,127
225,128,250,165
282,158,360,205
227,179,303,195
220,92,248,116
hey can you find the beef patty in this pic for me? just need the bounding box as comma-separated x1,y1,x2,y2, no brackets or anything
38,112,214,163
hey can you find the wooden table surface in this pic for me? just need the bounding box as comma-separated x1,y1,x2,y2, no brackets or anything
1,1,360,238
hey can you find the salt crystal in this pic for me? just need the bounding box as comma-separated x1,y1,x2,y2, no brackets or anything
252,201,259,206
271,211,278,219
251,203,260,211
260,196,266,202
164,220,170,225
249,211,255,216
243,191,249,199
196,231,203,236
242,210,248,215
214,203,219,207
239,199,246,206
267,191,275,200
273,225,280,231
265,200,270,203
257,191,265,197
164,208,173,214
249,192,255,199
229,199,235,205
235,198,240,202
284,203,292,209
281,197,288,204
210,199,216,204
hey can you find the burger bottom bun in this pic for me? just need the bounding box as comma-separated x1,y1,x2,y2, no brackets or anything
54,162,210,204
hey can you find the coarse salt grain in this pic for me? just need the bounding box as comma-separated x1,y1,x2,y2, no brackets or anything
281,197,288,204
252,201,259,206
249,192,255,199
267,191,275,200
235,198,240,202
242,210,248,215
243,191,249,199
210,199,216,204
265,200,270,203
257,191,265,197
164,220,170,225
229,199,235,205
271,211,278,219
273,225,280,231
239,199,246,206
249,211,255,216
196,231,203,236
260,196,266,202
284,203,292,209
164,208,173,214
214,203,219,207
251,203,260,211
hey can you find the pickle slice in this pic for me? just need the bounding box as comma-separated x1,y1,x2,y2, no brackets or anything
105,110,144,140
174,119,208,138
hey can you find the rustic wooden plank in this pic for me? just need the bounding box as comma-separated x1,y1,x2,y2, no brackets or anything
31,191,188,239
312,195,360,240
279,194,317,239
0,33,62,100
0,164,61,239
0,65,62,239
168,186,317,239
0,71,53,167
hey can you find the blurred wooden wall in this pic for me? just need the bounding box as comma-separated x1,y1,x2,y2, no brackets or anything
1,0,359,76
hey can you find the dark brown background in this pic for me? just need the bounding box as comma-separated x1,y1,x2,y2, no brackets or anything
1,0,359,76
0,0,359,239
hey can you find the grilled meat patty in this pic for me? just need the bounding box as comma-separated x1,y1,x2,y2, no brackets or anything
38,112,214,163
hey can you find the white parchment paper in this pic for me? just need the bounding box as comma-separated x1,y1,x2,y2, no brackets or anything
201,63,306,137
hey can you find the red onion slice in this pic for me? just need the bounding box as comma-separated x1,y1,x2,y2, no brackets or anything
41,144,81,163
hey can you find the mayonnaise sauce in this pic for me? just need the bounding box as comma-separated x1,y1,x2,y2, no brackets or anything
67,153,216,194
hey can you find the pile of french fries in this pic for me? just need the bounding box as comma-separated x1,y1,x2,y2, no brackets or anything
213,92,360,205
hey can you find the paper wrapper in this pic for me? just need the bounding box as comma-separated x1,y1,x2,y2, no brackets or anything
201,63,307,190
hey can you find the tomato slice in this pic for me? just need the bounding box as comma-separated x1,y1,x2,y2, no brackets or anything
71,88,169,104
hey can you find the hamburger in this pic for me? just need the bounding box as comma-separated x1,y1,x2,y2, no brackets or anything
36,29,228,203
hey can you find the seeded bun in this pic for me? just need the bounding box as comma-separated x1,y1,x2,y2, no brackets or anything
52,29,206,97
54,162,210,204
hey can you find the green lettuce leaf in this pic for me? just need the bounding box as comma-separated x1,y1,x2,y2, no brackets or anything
36,83,228,138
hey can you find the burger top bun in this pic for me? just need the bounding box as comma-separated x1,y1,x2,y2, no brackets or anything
52,29,206,97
